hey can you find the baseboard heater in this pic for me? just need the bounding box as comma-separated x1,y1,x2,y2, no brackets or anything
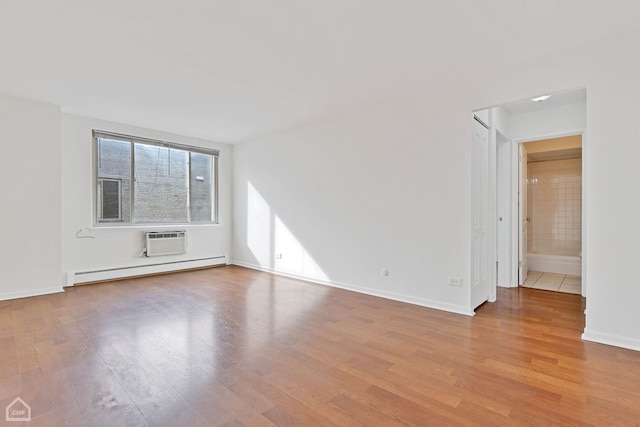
70,256,227,285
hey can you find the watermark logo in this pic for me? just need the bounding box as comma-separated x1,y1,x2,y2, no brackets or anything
6,397,31,422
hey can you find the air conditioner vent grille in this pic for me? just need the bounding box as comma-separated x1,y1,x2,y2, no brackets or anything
144,231,187,257
148,232,185,240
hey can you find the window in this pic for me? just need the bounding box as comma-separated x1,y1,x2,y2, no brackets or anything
94,131,218,225
98,179,122,221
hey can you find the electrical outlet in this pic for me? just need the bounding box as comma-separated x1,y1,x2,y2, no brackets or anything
448,277,462,287
276,253,283,259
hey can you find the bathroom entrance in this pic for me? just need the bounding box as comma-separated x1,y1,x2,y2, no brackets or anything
472,87,586,313
518,135,582,294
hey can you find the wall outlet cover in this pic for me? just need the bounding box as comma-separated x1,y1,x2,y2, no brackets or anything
448,277,463,287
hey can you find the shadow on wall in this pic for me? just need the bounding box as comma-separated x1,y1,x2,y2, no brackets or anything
247,181,329,281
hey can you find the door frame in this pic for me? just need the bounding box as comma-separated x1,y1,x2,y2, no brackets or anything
517,143,529,285
508,129,586,296
496,130,513,288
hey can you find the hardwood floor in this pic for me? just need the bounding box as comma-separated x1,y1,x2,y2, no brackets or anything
0,266,639,426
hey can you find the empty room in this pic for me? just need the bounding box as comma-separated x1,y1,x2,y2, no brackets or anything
1,1,640,425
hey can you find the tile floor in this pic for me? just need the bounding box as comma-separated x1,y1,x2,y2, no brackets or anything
521,271,582,294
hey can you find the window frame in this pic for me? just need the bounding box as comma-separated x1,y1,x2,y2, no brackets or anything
93,130,219,227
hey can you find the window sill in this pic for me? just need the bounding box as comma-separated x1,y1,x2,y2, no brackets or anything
89,223,222,231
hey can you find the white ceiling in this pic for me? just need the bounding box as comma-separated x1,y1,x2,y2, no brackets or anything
1,1,639,143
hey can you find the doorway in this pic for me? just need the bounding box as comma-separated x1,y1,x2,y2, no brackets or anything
518,135,582,294
473,87,587,313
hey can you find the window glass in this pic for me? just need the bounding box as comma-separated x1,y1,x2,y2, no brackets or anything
94,132,217,225
190,152,214,222
97,138,131,223
134,144,189,223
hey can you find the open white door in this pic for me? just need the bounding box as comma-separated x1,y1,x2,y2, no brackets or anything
518,144,529,285
471,116,489,309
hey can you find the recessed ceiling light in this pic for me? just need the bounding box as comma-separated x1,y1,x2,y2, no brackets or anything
531,95,551,103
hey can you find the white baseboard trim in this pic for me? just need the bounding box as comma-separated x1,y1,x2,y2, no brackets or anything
231,260,474,316
71,256,227,285
582,329,640,352
0,286,65,302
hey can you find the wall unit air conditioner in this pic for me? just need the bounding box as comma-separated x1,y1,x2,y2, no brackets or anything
144,231,186,257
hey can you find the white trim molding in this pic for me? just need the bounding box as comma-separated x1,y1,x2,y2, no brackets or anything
231,260,475,317
582,330,640,352
0,286,65,302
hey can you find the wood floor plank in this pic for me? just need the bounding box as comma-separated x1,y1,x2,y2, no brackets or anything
0,266,638,425
328,392,408,427
0,336,19,380
262,405,306,427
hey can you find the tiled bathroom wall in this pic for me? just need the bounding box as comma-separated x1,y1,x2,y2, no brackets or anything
527,157,582,256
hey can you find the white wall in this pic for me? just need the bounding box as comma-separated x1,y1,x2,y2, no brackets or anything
233,87,474,315
509,102,586,141
61,114,233,281
492,106,511,138
233,30,640,351
0,100,233,299
0,95,63,299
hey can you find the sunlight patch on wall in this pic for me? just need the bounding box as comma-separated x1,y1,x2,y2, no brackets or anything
247,182,328,281
274,216,328,280
247,182,272,268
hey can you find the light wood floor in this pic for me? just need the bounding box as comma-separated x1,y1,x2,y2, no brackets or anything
1,266,639,426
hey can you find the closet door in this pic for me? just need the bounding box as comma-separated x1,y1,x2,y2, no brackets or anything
471,115,489,309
